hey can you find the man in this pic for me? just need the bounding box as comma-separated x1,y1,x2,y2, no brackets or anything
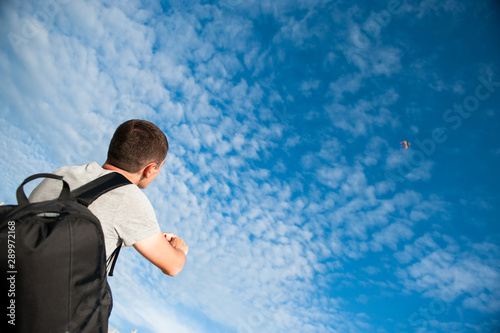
29,119,188,276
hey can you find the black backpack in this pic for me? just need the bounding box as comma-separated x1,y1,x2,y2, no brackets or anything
0,172,131,333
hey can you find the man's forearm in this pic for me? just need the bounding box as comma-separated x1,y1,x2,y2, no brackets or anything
162,245,186,276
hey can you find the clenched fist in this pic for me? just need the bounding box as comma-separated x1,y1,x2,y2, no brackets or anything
163,233,189,256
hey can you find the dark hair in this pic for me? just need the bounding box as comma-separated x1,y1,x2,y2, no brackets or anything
106,119,168,173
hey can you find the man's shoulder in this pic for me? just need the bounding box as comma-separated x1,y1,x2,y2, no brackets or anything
54,162,114,189
29,162,133,202
107,182,151,207
92,177,155,222
61,163,147,203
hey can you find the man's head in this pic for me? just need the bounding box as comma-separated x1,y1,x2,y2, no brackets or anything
106,120,168,186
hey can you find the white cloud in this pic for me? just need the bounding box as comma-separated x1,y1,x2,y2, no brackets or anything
410,0,467,19
396,233,500,312
328,73,364,102
370,222,414,251
300,79,320,97
325,89,399,137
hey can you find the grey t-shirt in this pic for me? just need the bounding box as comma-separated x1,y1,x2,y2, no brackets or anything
29,162,161,259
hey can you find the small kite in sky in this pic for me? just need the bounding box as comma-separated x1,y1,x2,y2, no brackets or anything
400,141,410,149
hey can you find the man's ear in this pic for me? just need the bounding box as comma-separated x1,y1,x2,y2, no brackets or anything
142,162,158,178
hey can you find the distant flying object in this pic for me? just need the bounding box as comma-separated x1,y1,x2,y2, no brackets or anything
400,141,410,149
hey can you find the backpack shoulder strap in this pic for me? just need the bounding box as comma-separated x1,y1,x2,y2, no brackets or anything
71,172,131,207
71,172,131,276
106,245,122,277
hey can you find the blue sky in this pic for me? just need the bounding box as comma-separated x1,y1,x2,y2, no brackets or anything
1,0,500,332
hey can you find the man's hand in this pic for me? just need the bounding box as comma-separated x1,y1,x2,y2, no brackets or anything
163,232,176,241
163,233,189,256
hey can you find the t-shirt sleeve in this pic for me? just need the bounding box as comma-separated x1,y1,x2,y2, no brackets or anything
113,187,161,246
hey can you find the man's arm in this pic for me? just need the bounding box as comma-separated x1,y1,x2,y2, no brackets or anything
133,231,188,276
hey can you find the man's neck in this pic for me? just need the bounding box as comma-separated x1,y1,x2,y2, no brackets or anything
102,163,140,186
